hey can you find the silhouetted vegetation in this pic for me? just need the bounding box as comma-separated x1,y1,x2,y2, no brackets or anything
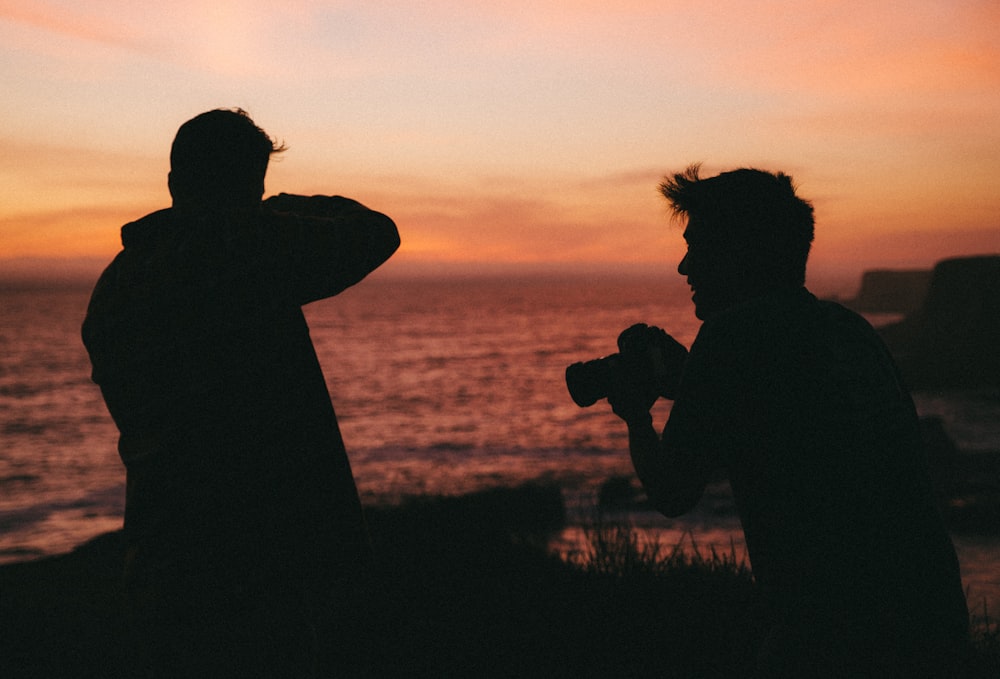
1,483,997,677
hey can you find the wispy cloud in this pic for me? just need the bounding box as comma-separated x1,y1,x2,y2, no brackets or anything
0,0,157,53
1,0,998,278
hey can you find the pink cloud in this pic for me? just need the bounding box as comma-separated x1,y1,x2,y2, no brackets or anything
0,0,152,52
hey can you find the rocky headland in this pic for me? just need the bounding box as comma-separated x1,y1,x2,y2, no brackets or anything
842,268,932,314
844,255,1000,389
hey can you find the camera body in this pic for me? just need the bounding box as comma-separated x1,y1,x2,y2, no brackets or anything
565,354,624,407
565,323,687,407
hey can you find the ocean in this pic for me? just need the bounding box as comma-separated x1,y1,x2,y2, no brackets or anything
1,275,998,613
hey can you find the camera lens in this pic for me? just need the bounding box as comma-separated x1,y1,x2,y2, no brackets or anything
565,356,615,407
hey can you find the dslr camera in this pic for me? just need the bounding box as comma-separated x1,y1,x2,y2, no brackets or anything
565,323,687,408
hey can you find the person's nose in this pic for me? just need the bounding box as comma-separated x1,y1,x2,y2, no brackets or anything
678,252,689,277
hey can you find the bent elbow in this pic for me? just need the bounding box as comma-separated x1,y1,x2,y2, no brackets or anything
369,213,401,267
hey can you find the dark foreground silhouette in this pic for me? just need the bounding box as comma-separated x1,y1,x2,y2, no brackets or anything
1,482,998,678
80,109,399,676
878,255,1000,389
570,166,973,677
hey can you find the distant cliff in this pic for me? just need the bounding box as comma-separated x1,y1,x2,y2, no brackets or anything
842,269,932,314
878,255,1000,389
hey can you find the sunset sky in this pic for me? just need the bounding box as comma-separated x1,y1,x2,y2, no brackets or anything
2,0,998,292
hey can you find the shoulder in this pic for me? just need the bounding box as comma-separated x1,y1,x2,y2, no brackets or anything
691,288,809,355
87,209,174,306
120,208,175,249
699,287,878,343
813,296,883,341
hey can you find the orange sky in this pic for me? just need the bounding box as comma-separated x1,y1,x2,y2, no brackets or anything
2,1,998,293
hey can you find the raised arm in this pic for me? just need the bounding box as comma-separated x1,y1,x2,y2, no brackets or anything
262,193,400,305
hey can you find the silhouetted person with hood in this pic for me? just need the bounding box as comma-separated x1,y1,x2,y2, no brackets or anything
83,108,399,677
601,166,969,677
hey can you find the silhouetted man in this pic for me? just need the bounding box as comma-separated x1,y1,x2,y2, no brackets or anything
83,108,399,676
603,166,969,677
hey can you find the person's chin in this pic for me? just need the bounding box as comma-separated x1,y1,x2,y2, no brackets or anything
691,292,719,321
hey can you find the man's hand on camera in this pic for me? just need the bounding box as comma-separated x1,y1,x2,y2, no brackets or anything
649,327,688,399
607,323,662,424
607,367,659,426
617,323,689,400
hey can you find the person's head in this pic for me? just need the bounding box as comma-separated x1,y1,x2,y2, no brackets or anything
660,164,814,320
168,108,285,211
